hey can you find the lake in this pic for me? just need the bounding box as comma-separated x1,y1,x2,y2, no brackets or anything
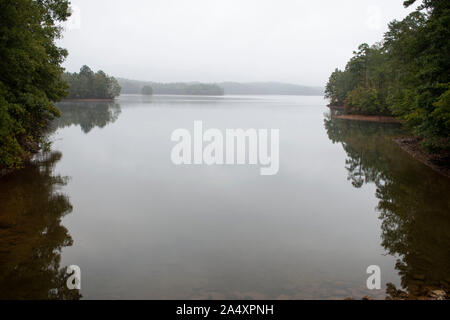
0,94,449,300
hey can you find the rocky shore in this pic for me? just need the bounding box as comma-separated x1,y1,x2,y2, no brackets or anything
344,285,448,300
396,138,450,178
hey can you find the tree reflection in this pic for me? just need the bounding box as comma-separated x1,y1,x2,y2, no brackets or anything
324,116,450,299
51,101,121,134
0,152,81,300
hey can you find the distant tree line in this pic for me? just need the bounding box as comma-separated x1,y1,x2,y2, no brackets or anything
325,0,449,153
119,79,224,95
141,85,153,95
119,79,323,96
62,66,121,99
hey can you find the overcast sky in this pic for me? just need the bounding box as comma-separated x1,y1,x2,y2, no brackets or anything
58,0,417,86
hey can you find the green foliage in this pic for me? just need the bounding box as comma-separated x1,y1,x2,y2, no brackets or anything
63,66,121,99
141,85,153,95
325,43,390,109
345,87,385,115
0,0,70,169
325,69,347,105
432,87,450,134
325,0,450,153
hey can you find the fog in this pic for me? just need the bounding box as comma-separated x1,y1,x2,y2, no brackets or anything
59,0,416,86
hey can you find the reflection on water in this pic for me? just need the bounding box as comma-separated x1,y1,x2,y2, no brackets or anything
1,96,449,300
0,102,121,300
324,116,450,298
0,152,80,300
52,101,121,134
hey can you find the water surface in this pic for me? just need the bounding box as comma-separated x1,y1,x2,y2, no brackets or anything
0,95,448,299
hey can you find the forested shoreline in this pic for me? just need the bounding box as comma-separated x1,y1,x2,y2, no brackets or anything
1,0,448,174
62,66,121,100
0,0,71,171
325,0,449,155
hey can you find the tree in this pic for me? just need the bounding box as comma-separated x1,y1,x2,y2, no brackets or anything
63,66,122,99
385,1,450,152
345,87,383,115
325,69,345,106
0,0,71,169
325,0,450,153
141,85,153,95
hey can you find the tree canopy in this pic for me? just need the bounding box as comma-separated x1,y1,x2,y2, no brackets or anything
325,0,450,152
62,66,121,100
0,0,71,169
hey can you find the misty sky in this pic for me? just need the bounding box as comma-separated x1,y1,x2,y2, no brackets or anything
59,0,417,87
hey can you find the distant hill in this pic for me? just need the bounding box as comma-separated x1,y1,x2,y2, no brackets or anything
117,78,324,96
218,82,324,96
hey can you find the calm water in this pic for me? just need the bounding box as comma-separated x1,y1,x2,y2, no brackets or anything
0,95,449,300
